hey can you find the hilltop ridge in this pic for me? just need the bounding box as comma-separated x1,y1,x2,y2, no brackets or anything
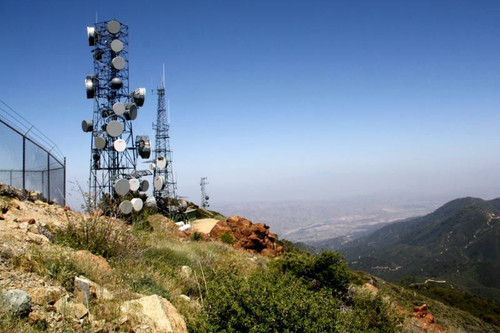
334,197,500,302
0,185,498,331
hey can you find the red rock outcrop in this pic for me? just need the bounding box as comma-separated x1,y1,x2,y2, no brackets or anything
209,216,283,256
413,304,445,332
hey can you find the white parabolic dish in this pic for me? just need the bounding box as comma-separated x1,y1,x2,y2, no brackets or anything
119,200,133,214
131,198,143,211
156,157,167,169
107,121,124,137
129,178,140,191
154,176,165,190
113,139,126,152
114,178,129,196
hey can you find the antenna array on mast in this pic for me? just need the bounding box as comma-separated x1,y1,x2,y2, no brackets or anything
152,67,179,217
81,19,151,214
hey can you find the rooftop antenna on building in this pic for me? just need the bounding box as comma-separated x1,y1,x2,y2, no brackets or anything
200,177,209,209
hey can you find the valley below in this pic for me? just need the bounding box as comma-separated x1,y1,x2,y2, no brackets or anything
214,198,440,243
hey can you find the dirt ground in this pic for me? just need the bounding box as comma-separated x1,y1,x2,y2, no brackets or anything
190,218,219,234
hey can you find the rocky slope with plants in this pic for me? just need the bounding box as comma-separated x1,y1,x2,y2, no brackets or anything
0,184,498,332
337,197,500,302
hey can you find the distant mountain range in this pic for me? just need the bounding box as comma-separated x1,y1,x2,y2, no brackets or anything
319,197,500,301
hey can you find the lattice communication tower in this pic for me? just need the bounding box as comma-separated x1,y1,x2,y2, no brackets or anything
82,20,151,213
200,177,210,209
152,71,178,215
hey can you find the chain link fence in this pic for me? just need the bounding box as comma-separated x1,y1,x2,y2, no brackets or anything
0,119,66,205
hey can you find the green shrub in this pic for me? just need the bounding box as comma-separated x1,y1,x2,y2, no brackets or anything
220,232,234,245
54,214,141,259
337,291,399,332
13,246,80,291
192,232,203,241
275,250,351,295
197,266,340,332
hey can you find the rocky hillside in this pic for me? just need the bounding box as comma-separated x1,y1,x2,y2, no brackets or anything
0,185,498,332
338,197,500,302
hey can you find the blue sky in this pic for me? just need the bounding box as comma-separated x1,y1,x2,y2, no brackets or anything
1,0,499,208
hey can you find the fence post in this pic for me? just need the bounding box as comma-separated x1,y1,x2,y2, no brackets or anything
47,153,50,203
63,157,66,206
22,136,26,198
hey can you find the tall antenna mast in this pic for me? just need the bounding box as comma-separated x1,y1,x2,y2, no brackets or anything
152,65,178,217
81,20,151,214
200,177,210,209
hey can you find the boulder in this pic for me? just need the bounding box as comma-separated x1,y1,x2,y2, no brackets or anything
208,221,234,239
74,276,113,306
28,310,47,327
210,216,283,256
74,250,111,272
362,283,379,295
0,183,24,199
54,296,88,319
1,289,31,317
413,304,445,332
120,294,188,333
29,286,65,306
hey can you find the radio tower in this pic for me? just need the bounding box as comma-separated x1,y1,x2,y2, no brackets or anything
152,66,178,215
82,20,150,214
200,177,209,209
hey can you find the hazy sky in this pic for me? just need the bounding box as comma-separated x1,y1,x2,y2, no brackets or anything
1,0,499,209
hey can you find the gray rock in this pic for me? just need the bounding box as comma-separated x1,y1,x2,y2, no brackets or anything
1,289,32,317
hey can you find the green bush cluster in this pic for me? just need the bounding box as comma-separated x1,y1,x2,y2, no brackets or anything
13,246,82,291
53,215,141,259
274,250,351,295
199,267,340,332
187,249,398,333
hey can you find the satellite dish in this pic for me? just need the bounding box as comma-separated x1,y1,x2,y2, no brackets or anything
110,39,123,52
119,200,133,214
85,75,96,99
156,157,167,169
140,180,149,192
145,196,157,207
136,135,151,159
114,178,130,196
133,88,146,107
106,120,124,137
87,26,97,46
95,136,106,149
154,176,165,190
107,20,121,34
149,163,156,170
124,103,137,120
110,78,123,90
81,120,93,132
113,139,126,152
112,102,125,116
131,198,143,211
129,178,140,192
112,56,125,70
179,200,187,212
